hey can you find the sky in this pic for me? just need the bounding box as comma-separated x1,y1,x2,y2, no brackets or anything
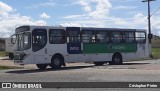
0,0,160,37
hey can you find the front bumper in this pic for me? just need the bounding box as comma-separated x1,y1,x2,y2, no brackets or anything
13,52,26,64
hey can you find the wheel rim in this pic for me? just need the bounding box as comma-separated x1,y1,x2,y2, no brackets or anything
54,58,60,66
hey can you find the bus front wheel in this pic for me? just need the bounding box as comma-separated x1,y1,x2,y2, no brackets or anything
50,56,63,69
109,53,122,65
36,64,48,70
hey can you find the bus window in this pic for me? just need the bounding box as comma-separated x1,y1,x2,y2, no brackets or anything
67,30,81,43
32,29,47,52
82,30,95,43
49,29,65,44
23,33,31,50
111,32,122,43
123,32,135,43
136,32,146,43
96,31,109,43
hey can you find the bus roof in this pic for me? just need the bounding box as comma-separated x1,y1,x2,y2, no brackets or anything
16,25,146,33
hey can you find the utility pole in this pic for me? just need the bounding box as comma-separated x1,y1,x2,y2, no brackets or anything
142,0,155,57
142,0,155,44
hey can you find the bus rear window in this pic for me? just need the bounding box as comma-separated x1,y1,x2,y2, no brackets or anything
135,32,146,43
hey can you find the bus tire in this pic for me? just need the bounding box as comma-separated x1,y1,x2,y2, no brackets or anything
93,62,104,66
109,53,122,65
51,55,63,69
36,64,48,70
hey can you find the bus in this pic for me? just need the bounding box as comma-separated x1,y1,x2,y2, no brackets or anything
12,25,150,70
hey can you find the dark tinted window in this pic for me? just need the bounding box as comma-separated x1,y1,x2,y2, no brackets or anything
23,33,31,50
111,32,122,43
32,29,47,52
67,30,81,43
82,30,95,43
123,32,135,43
49,29,65,44
96,31,109,43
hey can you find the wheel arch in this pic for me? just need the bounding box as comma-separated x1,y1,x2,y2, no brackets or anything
51,53,65,66
112,52,123,61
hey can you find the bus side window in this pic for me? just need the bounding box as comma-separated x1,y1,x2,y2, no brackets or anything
111,32,122,44
49,29,65,44
135,32,146,43
96,31,109,43
123,32,135,43
67,30,81,43
82,30,95,43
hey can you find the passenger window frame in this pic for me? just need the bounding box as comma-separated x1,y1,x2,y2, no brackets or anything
123,31,135,44
67,30,81,43
49,29,66,44
111,31,123,44
96,31,109,44
82,30,96,44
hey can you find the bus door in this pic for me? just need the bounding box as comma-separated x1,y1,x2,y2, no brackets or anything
32,29,48,64
66,27,82,54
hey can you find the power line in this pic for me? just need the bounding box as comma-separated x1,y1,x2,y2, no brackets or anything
151,6,160,17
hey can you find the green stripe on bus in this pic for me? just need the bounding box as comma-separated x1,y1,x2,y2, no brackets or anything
83,43,137,53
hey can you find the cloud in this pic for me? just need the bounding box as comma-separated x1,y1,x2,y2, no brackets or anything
26,0,56,9
0,2,13,16
64,0,112,19
62,0,113,26
111,0,135,2
61,0,160,36
0,1,47,38
112,6,137,10
151,16,160,35
40,13,51,19
83,5,92,12
88,0,112,19
60,23,82,27
63,14,89,19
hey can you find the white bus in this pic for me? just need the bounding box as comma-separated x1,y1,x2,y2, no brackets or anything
12,25,150,69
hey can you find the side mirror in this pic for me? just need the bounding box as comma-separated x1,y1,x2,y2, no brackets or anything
11,34,16,44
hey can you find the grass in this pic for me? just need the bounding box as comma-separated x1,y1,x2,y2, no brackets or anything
0,51,7,57
130,48,160,61
0,65,23,70
152,48,160,59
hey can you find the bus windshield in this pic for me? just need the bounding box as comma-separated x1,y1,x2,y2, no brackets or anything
15,33,31,51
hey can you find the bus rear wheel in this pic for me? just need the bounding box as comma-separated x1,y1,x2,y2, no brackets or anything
109,53,122,65
36,64,48,70
50,56,63,69
93,62,104,66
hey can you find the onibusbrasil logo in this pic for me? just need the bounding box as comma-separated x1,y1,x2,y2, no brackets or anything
2,83,42,88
